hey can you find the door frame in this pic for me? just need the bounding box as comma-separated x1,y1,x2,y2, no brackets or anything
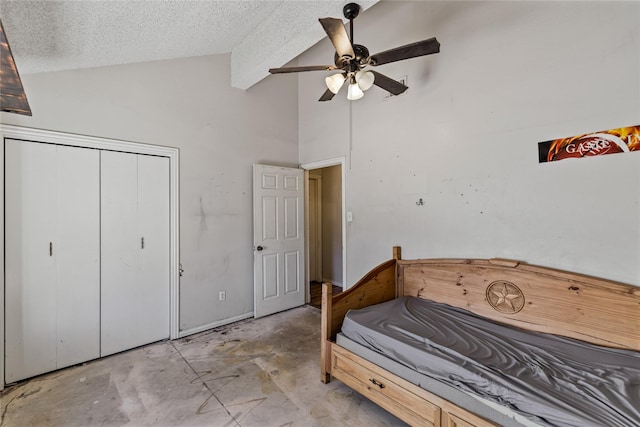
301,157,347,292
0,125,180,389
308,174,323,283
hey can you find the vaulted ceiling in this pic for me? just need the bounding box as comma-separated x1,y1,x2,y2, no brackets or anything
0,0,377,90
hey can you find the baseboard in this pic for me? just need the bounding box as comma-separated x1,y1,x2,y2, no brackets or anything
177,311,254,338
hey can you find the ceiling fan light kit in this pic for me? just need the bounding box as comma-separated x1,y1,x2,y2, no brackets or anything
347,75,364,101
268,2,440,102
326,73,346,94
355,70,375,91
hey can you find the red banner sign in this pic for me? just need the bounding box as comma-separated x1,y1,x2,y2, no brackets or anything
538,125,640,163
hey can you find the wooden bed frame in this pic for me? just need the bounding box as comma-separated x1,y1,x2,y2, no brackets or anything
320,246,640,427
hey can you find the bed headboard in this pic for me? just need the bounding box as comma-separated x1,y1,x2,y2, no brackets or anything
396,251,640,351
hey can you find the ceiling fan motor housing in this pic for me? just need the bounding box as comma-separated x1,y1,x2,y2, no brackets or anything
334,44,370,70
343,3,361,20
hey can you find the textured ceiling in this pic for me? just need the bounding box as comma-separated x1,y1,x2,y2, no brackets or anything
0,0,377,90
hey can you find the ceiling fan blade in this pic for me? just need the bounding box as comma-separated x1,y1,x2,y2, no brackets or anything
269,65,336,74
319,17,355,59
319,88,336,102
370,71,408,96
369,37,440,66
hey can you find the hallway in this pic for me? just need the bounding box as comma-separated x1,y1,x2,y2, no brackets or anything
309,282,342,309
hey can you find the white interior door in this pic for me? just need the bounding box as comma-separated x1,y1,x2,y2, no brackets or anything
253,164,305,318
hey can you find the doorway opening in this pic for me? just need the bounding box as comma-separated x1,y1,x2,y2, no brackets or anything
302,158,346,309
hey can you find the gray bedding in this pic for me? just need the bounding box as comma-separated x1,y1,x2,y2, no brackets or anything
336,333,540,427
341,297,640,427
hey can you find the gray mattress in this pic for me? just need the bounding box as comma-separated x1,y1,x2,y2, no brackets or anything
336,334,540,427
340,297,640,427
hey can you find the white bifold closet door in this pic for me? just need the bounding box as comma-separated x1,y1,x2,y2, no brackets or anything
100,151,170,356
5,140,100,383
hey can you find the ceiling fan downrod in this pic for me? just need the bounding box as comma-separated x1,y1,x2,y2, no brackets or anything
343,2,360,44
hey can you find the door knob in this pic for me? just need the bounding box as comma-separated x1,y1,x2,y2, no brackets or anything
256,245,264,251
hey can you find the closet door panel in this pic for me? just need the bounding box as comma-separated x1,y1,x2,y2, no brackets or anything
101,151,140,356
5,140,58,382
137,155,170,344
56,145,100,368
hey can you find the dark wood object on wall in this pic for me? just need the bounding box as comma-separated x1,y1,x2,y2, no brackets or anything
1,19,32,116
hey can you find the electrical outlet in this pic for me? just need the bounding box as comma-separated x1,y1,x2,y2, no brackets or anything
219,291,226,301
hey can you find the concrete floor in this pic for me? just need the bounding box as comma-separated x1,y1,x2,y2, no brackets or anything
1,305,406,426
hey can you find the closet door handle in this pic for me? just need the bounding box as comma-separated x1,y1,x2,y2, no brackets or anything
49,242,53,256
141,237,145,249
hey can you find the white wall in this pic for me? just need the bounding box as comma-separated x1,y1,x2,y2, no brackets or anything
2,1,638,338
298,1,640,287
1,54,299,332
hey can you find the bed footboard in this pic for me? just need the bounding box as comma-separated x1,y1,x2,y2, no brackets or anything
320,247,400,383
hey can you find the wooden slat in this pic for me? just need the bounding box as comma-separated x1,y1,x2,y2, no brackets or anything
320,251,398,384
332,345,442,427
328,259,396,340
320,282,333,383
393,246,402,260
488,258,519,268
332,344,499,427
399,259,640,350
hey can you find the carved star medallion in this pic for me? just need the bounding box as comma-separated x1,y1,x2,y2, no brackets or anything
486,281,525,313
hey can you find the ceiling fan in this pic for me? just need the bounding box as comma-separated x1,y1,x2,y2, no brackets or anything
269,2,440,102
